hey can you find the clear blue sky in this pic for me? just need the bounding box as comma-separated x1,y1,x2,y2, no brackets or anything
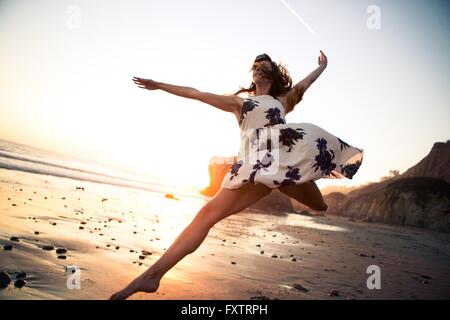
0,0,449,189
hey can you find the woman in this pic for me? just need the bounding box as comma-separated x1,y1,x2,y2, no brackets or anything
109,51,364,300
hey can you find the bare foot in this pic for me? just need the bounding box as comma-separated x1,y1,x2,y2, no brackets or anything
109,273,160,300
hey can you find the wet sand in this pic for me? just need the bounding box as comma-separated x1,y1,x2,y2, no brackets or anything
1,168,449,299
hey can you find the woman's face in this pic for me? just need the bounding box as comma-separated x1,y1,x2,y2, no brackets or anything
252,60,273,83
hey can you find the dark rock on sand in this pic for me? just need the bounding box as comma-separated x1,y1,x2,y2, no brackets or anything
293,283,309,292
14,279,26,288
56,248,67,254
329,290,340,297
16,271,26,279
250,296,271,300
0,271,12,288
3,244,13,250
10,236,20,242
57,255,67,259
42,245,54,251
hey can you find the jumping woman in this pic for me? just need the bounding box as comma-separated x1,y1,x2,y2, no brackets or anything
109,51,364,300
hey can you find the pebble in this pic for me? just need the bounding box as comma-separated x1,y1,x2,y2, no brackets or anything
34,231,40,235
10,236,20,242
14,279,26,288
56,248,67,254
0,271,11,288
250,296,271,300
42,245,54,251
293,283,309,292
3,244,13,251
271,254,278,258
329,290,340,297
231,261,236,265
16,271,26,279
57,255,67,259
139,255,146,260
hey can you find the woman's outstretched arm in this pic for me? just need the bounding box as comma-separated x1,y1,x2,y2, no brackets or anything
132,77,243,114
280,50,328,114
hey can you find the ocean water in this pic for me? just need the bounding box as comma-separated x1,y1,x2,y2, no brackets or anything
0,139,203,199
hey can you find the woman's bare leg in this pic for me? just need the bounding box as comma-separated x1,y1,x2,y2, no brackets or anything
109,183,272,300
278,180,328,212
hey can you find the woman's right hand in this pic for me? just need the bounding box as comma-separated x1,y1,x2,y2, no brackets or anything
133,77,160,90
317,50,328,68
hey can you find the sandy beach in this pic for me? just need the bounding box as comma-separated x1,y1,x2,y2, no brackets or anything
1,168,449,300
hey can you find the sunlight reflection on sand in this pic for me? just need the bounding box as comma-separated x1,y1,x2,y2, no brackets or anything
285,214,348,232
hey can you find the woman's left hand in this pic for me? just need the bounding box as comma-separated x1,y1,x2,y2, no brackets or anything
318,50,328,68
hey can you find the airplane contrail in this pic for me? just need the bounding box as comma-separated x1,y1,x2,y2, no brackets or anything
279,0,316,35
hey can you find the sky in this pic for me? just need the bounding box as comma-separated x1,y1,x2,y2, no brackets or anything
0,0,449,190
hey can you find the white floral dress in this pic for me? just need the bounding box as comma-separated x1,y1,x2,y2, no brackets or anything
221,94,364,189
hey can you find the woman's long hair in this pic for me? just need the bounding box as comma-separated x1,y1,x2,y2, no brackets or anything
234,54,293,98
